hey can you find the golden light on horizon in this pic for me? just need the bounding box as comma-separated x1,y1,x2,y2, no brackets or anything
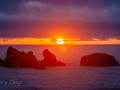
56,38,65,45
1,37,120,45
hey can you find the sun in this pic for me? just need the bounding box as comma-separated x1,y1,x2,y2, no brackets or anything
56,38,65,45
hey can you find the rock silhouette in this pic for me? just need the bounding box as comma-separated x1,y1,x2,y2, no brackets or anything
34,65,46,70
40,49,66,66
4,46,39,68
80,53,119,67
0,58,4,67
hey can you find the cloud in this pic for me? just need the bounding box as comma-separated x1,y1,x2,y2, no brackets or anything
0,12,10,20
0,0,120,39
0,0,115,22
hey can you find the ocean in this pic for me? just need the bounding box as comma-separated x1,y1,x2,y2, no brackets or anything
0,45,120,90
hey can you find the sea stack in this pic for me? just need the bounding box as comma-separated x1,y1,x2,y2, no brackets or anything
80,53,119,67
4,46,39,68
0,58,4,67
40,49,66,66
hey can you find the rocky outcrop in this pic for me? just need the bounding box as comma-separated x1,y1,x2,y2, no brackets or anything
4,46,39,68
40,49,66,66
80,53,119,67
0,58,4,67
34,66,46,70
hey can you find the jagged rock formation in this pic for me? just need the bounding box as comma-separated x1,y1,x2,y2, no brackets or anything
0,58,4,67
40,49,66,66
4,46,39,68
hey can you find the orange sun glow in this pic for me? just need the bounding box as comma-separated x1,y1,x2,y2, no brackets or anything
56,38,65,45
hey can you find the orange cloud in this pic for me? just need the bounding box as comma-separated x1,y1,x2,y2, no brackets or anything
0,37,120,45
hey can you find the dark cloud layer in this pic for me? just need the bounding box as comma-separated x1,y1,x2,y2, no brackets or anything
0,0,120,40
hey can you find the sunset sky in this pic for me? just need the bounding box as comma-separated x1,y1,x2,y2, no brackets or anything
0,0,120,45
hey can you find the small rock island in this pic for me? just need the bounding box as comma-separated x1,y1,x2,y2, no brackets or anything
4,46,40,68
80,53,119,67
40,49,66,67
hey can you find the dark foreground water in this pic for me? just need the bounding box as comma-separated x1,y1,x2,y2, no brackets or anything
0,45,120,90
